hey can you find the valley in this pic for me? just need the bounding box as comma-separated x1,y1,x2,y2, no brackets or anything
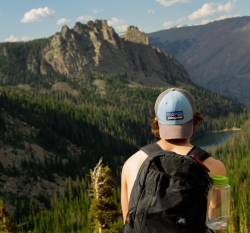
0,18,250,232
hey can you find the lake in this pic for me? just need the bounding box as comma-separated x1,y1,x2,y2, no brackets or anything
191,131,239,152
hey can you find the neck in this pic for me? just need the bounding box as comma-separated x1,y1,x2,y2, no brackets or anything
157,138,193,153
165,138,190,145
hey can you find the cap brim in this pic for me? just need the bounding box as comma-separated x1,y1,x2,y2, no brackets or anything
158,119,194,140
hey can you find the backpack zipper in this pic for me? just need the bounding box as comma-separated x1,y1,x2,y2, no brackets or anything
140,177,158,233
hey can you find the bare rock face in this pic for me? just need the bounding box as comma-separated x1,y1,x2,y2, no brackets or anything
0,19,192,86
42,20,129,78
41,20,191,85
121,26,150,45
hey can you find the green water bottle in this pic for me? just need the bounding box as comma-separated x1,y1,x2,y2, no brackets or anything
206,175,230,230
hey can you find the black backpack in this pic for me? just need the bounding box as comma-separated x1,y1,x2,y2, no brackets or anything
123,143,212,233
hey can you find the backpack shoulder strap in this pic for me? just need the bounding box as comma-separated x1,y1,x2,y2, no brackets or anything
141,144,211,161
187,146,211,161
140,143,163,156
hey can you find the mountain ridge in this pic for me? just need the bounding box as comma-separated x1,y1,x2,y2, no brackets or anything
148,16,250,105
0,19,192,88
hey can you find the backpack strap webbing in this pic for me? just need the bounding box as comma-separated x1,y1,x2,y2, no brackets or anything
141,143,211,162
187,146,211,161
140,143,163,155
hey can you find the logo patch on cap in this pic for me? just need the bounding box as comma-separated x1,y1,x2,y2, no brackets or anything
166,111,184,121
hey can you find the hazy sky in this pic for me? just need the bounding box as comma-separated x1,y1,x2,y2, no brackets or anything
1,0,249,42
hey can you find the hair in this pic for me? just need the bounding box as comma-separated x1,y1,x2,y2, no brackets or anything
151,111,204,138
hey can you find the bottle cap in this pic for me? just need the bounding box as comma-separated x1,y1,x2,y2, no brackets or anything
212,175,228,187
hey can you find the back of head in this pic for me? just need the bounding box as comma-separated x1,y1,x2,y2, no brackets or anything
154,88,196,140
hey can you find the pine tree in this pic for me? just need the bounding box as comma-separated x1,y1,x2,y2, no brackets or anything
89,158,120,233
0,200,17,233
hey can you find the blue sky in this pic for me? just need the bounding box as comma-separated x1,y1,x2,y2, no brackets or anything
0,0,249,42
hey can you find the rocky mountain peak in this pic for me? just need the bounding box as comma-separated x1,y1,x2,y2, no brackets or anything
121,26,150,45
0,19,192,87
61,24,71,39
87,19,109,30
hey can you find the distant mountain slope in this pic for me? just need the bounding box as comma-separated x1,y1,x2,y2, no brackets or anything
148,16,250,105
0,20,191,88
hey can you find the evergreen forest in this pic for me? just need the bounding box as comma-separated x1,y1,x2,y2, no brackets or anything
0,71,250,232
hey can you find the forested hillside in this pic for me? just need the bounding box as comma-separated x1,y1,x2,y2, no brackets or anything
211,117,250,233
0,74,249,232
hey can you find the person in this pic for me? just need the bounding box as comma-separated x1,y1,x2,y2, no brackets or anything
121,87,226,233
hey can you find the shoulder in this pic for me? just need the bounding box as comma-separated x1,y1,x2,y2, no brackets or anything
122,150,148,176
191,146,226,176
121,150,148,189
203,156,226,177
